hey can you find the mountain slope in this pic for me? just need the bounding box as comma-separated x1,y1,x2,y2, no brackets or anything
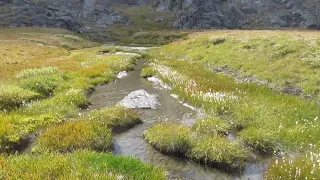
0,0,319,42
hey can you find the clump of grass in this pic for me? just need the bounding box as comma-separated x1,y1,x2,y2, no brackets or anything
265,149,320,179
33,119,112,153
19,76,61,97
239,127,280,153
53,89,89,108
187,134,248,170
211,37,227,45
16,67,58,79
0,150,166,179
192,117,231,135
0,84,39,110
143,123,192,154
141,66,156,78
0,116,21,152
88,106,141,130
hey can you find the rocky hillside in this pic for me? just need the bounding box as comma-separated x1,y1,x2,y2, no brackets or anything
154,0,320,29
0,0,319,40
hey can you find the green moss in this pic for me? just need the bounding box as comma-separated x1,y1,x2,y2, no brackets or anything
33,119,113,153
0,150,166,180
143,123,192,154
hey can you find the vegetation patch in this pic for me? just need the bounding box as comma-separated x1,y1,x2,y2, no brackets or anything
144,122,248,170
192,117,231,135
141,66,156,78
88,106,142,132
0,84,39,110
144,123,192,154
0,150,165,180
187,134,248,170
265,149,320,179
33,119,112,153
19,75,60,97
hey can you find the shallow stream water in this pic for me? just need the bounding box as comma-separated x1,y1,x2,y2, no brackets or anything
88,59,265,180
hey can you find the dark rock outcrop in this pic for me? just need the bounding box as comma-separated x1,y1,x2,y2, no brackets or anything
0,0,319,36
153,0,320,29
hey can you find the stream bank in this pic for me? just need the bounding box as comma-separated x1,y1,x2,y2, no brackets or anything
88,58,266,180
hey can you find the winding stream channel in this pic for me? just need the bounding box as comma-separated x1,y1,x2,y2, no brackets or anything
88,58,265,180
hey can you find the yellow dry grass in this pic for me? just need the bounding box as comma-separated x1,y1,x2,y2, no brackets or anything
0,27,96,81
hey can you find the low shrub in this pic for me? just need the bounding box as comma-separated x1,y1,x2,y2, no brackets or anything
192,117,231,135
187,134,248,170
143,123,192,154
0,150,166,179
0,84,39,110
33,119,112,153
88,106,141,130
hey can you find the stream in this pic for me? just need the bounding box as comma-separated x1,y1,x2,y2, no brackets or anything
88,58,266,180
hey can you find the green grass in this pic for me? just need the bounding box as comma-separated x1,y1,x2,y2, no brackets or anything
141,66,156,78
0,44,141,152
0,150,165,179
265,149,320,179
0,84,39,110
160,30,320,99
16,67,58,79
32,119,112,153
88,106,142,130
144,122,248,170
192,117,231,135
187,134,248,170
147,55,320,152
143,123,192,154
19,75,61,97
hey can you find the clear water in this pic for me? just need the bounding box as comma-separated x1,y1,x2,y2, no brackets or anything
88,59,265,180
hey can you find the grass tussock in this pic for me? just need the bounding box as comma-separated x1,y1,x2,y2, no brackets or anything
144,123,192,154
141,66,156,78
0,84,39,110
0,150,165,180
187,134,248,170
192,117,231,135
144,122,248,170
88,106,141,130
33,119,112,153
